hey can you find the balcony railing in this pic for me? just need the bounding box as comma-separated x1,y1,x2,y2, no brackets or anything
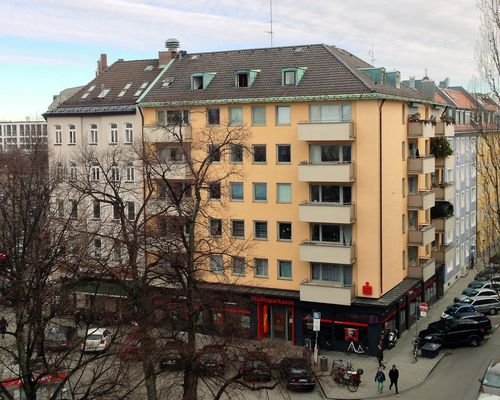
408,121,436,137
407,155,436,174
432,244,455,264
432,215,455,232
300,279,355,306
435,122,454,137
299,201,355,224
408,224,435,246
299,241,355,265
435,154,455,169
144,124,192,142
408,258,436,281
408,190,435,210
433,182,454,201
297,121,355,141
298,161,355,183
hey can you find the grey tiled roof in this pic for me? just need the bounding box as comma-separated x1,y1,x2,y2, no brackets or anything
352,278,420,307
141,44,428,105
45,59,162,115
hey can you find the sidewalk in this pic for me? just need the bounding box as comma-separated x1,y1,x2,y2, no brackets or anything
315,269,477,399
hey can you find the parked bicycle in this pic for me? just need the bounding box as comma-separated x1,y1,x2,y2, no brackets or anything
331,359,363,392
344,340,369,357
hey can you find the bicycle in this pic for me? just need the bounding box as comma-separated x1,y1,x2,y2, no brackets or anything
331,359,363,392
412,336,420,362
344,341,369,357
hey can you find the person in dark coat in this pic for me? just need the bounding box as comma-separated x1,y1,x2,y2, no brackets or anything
0,316,8,338
389,364,399,394
73,309,82,329
374,367,386,393
376,341,386,369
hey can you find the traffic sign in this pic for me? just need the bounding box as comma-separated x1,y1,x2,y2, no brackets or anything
313,312,321,331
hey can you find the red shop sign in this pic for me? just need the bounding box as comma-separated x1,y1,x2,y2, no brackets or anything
251,295,294,306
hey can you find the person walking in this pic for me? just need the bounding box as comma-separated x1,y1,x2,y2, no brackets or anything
376,341,386,369
0,316,8,338
389,364,399,394
374,366,386,394
73,309,82,329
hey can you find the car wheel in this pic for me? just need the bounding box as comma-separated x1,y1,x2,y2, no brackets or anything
468,336,480,347
489,308,497,316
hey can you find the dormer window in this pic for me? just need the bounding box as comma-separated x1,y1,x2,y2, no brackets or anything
191,73,216,90
281,67,307,86
235,70,260,88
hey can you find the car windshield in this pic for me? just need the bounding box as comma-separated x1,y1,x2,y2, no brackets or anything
470,282,484,289
463,288,477,296
446,304,460,313
290,366,308,376
47,332,66,341
484,367,500,387
87,334,102,341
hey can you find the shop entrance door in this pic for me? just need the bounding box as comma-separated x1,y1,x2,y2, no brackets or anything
271,305,293,341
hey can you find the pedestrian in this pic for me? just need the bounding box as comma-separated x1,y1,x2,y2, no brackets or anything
74,309,82,329
389,364,399,394
0,316,8,338
376,341,386,369
374,366,386,393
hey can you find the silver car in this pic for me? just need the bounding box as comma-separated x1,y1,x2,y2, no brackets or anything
454,288,499,304
480,359,500,395
466,297,500,316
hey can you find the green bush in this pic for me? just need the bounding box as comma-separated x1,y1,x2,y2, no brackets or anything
430,137,453,158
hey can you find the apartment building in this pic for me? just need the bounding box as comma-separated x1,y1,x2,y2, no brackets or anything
0,120,47,151
138,43,444,350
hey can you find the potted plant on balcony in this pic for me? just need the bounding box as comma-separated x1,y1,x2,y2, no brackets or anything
430,136,453,158
408,113,437,126
431,201,454,219
440,114,455,125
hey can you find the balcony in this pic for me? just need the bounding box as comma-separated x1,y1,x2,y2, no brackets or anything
408,121,435,138
300,280,355,306
432,244,455,265
300,241,355,265
297,121,355,141
408,224,435,246
408,156,435,174
144,124,192,142
408,190,435,210
408,258,436,282
435,154,455,169
299,202,355,224
433,183,454,201
432,215,454,232
435,122,454,137
154,161,192,180
298,162,355,183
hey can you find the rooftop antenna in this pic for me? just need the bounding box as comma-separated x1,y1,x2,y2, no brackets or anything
265,0,274,47
368,41,376,65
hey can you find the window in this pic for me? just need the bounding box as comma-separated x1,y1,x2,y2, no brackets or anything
56,199,64,218
70,200,78,219
252,106,266,126
229,107,243,126
253,145,266,163
471,211,476,227
161,110,189,125
55,162,63,179
277,145,291,163
254,258,268,277
208,144,221,162
277,183,291,203
89,124,98,144
127,201,135,220
311,263,352,285
278,260,292,279
54,125,62,144
253,183,267,201
254,221,268,239
210,218,222,237
210,255,223,274
230,182,243,201
283,70,296,85
461,191,465,208
310,184,351,203
113,240,122,261
113,204,120,220
471,186,476,202
309,144,351,163
93,200,101,219
69,162,77,181
110,164,119,182
110,123,118,144
125,123,133,143
311,223,348,243
310,104,352,122
276,106,291,125
230,144,243,163
209,182,221,200
461,217,465,234
278,222,292,240
402,141,406,160
402,178,406,197
126,162,135,182
232,257,245,275
402,214,406,233
191,73,215,90
207,108,220,125
93,238,102,258
91,164,100,181
236,72,249,87
232,220,245,238
68,124,76,144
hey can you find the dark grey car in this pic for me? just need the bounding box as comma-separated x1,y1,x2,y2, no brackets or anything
465,297,500,315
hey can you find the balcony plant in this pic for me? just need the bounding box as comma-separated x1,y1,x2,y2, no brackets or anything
430,136,453,158
431,201,454,219
440,114,455,125
408,113,437,126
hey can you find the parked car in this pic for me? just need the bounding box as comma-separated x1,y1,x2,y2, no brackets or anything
418,318,485,347
241,352,272,382
454,288,499,304
475,267,500,281
81,328,112,353
469,281,500,291
442,303,476,319
462,297,500,316
44,325,78,351
195,345,226,376
453,312,492,332
159,339,186,371
480,359,500,395
278,357,316,391
119,334,144,361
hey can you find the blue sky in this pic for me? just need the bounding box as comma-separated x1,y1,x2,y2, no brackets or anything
0,0,480,121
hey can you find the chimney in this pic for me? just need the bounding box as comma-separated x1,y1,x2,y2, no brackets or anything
96,53,108,76
409,76,416,89
159,38,180,66
439,77,450,88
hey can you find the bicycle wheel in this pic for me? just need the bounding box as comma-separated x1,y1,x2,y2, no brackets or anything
344,344,353,356
347,381,359,392
358,345,370,357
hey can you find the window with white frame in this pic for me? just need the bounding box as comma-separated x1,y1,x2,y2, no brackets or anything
277,222,292,240
54,125,62,144
277,144,291,163
55,162,63,179
456,248,460,266
254,258,268,277
56,199,64,218
230,182,243,201
68,124,76,144
210,255,223,274
471,186,476,201
278,260,292,279
254,221,268,239
229,107,243,126
471,211,476,226
127,201,135,220
231,220,244,238
232,256,245,275
69,162,77,181
210,218,222,237
93,238,102,258
110,164,119,182
309,144,351,163
461,217,465,234
466,189,470,211
110,123,118,144
461,191,465,208
230,144,243,163
276,106,291,125
311,263,352,285
91,164,100,181
124,123,133,143
466,214,469,230
277,183,292,203
93,200,101,219
310,104,352,122
70,200,78,219
89,124,98,144
456,220,460,239
126,162,135,182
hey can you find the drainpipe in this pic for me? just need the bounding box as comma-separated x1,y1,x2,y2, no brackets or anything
379,99,386,294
